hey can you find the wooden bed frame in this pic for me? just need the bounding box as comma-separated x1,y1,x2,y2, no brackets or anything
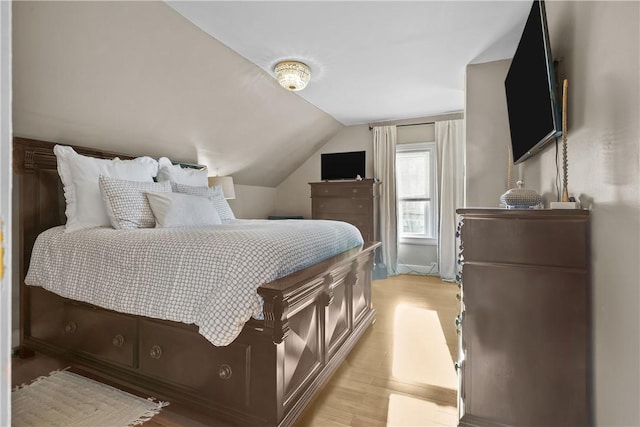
14,137,380,427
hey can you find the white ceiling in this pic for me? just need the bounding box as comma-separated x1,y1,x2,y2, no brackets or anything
166,1,532,126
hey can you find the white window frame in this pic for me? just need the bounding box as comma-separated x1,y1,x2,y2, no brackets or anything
396,142,438,246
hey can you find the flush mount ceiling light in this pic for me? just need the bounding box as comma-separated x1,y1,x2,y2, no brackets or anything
274,61,311,91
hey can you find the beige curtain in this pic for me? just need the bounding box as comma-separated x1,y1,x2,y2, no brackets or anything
373,125,398,275
435,120,465,281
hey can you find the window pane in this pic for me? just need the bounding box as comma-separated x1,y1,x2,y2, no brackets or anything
397,152,429,198
399,200,433,238
399,200,426,235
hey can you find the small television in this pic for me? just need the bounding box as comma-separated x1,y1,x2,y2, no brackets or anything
321,151,366,181
505,0,562,164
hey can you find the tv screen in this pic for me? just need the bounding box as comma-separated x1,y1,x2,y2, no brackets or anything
321,151,365,181
505,0,562,164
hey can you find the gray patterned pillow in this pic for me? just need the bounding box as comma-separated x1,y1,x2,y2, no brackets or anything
99,176,172,229
171,182,236,222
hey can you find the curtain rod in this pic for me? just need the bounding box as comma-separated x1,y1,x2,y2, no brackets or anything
368,121,435,131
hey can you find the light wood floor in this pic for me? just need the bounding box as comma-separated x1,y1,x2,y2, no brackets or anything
12,274,460,427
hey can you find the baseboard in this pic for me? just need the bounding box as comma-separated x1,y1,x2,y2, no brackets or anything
397,263,438,275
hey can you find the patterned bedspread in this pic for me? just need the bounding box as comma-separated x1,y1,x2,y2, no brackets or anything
25,219,364,346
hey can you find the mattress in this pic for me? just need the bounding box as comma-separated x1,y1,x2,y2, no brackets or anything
25,219,364,346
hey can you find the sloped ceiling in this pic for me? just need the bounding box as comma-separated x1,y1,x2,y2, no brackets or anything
13,1,530,187
12,1,342,187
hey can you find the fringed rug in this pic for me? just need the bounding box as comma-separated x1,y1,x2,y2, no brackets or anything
12,369,169,427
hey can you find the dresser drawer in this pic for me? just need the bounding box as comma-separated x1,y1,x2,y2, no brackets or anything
313,197,371,215
61,303,136,367
462,216,588,268
311,184,372,197
139,320,251,408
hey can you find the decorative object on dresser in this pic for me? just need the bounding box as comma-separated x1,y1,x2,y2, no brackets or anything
455,209,591,427
550,78,581,210
310,179,380,243
499,180,542,209
14,137,380,427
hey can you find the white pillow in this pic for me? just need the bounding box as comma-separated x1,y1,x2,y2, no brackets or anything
99,176,171,230
171,182,236,222
145,191,222,228
156,157,209,186
54,145,158,232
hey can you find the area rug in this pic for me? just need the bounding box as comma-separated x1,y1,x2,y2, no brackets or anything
12,369,169,427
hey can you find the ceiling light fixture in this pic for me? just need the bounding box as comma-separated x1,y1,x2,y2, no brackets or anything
274,61,311,91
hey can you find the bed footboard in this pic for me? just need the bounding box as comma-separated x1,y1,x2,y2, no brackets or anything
22,242,378,427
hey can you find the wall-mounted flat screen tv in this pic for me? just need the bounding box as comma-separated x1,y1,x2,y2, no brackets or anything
321,151,365,181
505,0,562,164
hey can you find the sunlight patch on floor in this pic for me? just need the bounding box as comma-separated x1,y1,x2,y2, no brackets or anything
392,303,457,390
386,393,457,426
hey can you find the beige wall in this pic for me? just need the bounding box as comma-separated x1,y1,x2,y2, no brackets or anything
465,2,640,424
465,59,512,208
540,3,639,424
228,185,277,220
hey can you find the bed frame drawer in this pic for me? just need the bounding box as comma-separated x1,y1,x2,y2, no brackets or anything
138,320,251,409
61,303,136,367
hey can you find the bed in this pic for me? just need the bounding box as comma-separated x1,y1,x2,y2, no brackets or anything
14,137,380,427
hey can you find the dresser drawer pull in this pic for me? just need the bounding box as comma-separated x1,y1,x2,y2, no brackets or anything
65,321,77,334
219,364,233,380
352,189,358,193
112,334,125,348
149,345,163,360
319,204,325,208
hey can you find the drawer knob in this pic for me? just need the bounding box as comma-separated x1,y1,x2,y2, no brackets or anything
65,321,77,334
320,204,325,208
149,345,162,360
112,334,125,348
219,364,233,380
352,189,358,193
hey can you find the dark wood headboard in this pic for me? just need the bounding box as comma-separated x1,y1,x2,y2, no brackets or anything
12,137,205,285
13,138,140,283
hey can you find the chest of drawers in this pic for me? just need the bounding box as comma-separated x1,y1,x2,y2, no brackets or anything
456,209,591,427
310,180,380,242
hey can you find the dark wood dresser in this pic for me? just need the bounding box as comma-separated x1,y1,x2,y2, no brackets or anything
310,180,380,242
456,209,591,427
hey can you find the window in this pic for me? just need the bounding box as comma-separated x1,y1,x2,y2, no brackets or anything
396,142,437,244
